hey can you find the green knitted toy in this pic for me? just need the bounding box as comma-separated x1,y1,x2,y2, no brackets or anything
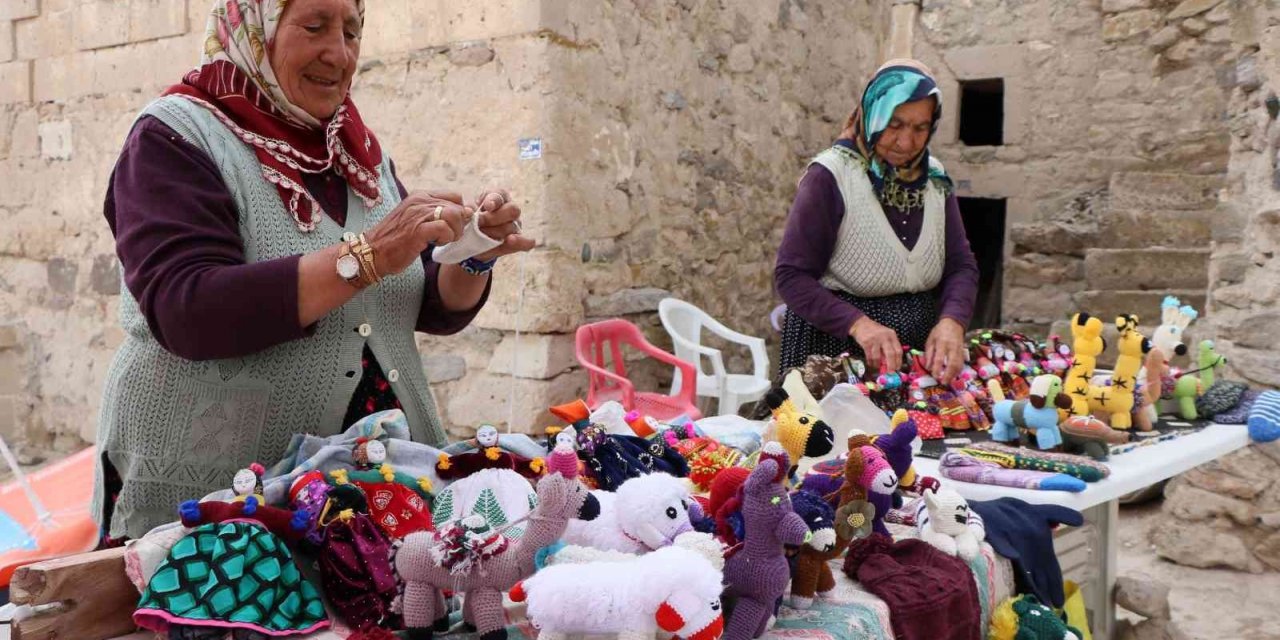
990,594,1082,640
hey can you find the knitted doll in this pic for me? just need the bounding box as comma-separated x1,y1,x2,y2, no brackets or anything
231,462,266,503
511,542,726,639
989,595,1083,640
546,425,582,478
722,444,811,640
763,388,836,480
333,437,433,540
396,473,601,640
914,487,985,561
290,470,333,548
843,435,899,537
437,424,546,481
562,472,699,553
133,477,327,637
787,490,840,609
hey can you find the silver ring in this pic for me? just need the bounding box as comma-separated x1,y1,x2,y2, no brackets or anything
431,205,443,222
513,219,523,233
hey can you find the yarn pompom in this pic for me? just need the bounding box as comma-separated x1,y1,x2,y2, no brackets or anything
248,462,265,476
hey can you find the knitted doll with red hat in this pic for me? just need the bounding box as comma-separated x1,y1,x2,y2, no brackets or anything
333,438,433,540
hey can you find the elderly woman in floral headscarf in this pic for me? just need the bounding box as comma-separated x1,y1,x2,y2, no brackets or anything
93,0,533,541
775,59,980,384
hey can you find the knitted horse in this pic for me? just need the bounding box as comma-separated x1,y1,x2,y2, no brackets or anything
787,490,839,609
763,388,835,479
396,474,600,640
1171,340,1227,419
722,445,811,640
990,374,1073,450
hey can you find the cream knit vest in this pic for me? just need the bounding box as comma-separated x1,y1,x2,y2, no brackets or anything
812,147,946,297
93,96,445,539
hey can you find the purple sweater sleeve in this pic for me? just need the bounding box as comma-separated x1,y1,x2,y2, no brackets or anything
774,164,864,337
107,117,308,361
938,194,980,329
107,117,485,362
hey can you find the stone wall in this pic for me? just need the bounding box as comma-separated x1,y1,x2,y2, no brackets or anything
0,0,888,452
911,0,1235,338
1147,0,1280,572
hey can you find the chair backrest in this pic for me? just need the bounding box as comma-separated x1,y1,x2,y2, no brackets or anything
575,319,645,403
658,298,708,377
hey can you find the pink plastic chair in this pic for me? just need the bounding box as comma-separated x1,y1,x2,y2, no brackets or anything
575,319,703,421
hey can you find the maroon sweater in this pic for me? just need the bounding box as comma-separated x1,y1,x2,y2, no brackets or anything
104,115,487,361
774,141,980,338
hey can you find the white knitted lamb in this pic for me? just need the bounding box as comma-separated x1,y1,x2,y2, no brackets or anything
915,487,985,561
561,472,698,553
510,535,725,640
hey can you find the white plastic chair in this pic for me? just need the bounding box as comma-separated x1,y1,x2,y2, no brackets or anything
658,298,771,416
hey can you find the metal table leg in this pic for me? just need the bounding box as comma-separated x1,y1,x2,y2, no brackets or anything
1082,499,1118,639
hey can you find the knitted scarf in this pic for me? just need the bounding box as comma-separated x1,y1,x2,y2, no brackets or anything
163,0,382,232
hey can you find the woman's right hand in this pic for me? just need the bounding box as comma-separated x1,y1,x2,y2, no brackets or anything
850,316,902,373
365,190,472,277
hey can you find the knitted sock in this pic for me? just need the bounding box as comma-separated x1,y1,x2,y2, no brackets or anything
430,215,503,264
1249,390,1280,444
969,442,1110,481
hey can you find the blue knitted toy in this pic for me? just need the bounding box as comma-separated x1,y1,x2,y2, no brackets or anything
1248,390,1280,443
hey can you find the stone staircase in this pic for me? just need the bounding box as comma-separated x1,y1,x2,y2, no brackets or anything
1075,171,1217,324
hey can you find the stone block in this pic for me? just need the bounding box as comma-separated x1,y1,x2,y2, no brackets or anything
0,324,19,350
443,370,586,434
1072,290,1207,328
1005,286,1076,324
1212,251,1250,285
1010,222,1098,257
1182,465,1270,501
1254,532,1280,571
473,251,584,333
37,119,71,160
0,21,12,63
423,354,467,384
0,350,23,395
726,44,754,73
1219,311,1280,351
1179,17,1210,36
0,60,30,104
1084,248,1210,291
1165,479,1256,525
129,0,187,42
447,42,495,67
0,0,39,21
0,396,19,441
1007,253,1084,288
89,254,119,295
1152,519,1254,571
1168,0,1224,21
1102,10,1159,42
46,257,76,294
1109,172,1222,211
14,8,73,60
1115,576,1171,620
1102,0,1151,12
942,44,1025,79
489,333,576,380
32,53,91,102
584,287,670,317
74,0,130,51
1147,25,1181,52
1096,209,1214,249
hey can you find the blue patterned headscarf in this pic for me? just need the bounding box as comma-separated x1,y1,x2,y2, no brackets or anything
847,59,945,188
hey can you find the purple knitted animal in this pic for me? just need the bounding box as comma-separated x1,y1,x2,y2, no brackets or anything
722,443,812,639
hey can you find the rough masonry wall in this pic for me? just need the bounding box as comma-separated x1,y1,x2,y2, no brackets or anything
912,0,1234,339
0,0,889,452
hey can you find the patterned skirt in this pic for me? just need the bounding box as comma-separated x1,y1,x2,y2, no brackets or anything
134,521,329,637
779,290,939,375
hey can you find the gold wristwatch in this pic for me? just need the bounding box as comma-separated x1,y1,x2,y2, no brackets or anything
336,242,363,286
350,233,380,286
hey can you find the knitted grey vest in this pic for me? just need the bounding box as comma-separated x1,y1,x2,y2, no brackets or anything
92,96,445,539
811,147,946,298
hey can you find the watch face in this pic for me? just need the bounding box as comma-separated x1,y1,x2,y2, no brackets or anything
337,254,360,279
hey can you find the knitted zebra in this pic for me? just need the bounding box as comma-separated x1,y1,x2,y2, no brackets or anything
915,487,985,561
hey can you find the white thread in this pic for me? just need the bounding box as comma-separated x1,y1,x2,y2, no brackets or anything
508,248,528,434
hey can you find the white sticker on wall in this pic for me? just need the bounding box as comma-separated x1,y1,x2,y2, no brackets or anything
519,138,543,160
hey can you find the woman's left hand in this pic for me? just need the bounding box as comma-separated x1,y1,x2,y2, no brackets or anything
472,188,535,262
925,317,966,385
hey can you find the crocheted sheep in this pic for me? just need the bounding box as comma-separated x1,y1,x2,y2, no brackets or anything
561,472,698,553
511,539,725,640
915,487,985,561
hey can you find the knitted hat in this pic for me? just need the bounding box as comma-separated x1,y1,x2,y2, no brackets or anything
758,441,790,483
843,535,981,640
1215,388,1263,424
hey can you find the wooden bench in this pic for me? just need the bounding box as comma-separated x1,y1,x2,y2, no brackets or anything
9,547,140,640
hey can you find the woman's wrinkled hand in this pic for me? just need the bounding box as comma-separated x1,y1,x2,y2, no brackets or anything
850,316,902,373
925,317,966,385
472,188,535,262
366,190,472,276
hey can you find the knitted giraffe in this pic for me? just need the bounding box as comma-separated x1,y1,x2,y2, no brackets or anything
395,473,600,640
1087,315,1149,429
1064,313,1104,416
722,443,811,640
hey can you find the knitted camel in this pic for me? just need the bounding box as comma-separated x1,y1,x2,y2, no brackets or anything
396,473,600,640
722,444,811,640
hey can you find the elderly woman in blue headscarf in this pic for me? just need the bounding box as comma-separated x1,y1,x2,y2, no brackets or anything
775,59,981,384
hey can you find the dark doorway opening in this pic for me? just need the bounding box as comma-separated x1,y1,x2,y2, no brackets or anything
959,79,1005,146
958,197,1007,328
